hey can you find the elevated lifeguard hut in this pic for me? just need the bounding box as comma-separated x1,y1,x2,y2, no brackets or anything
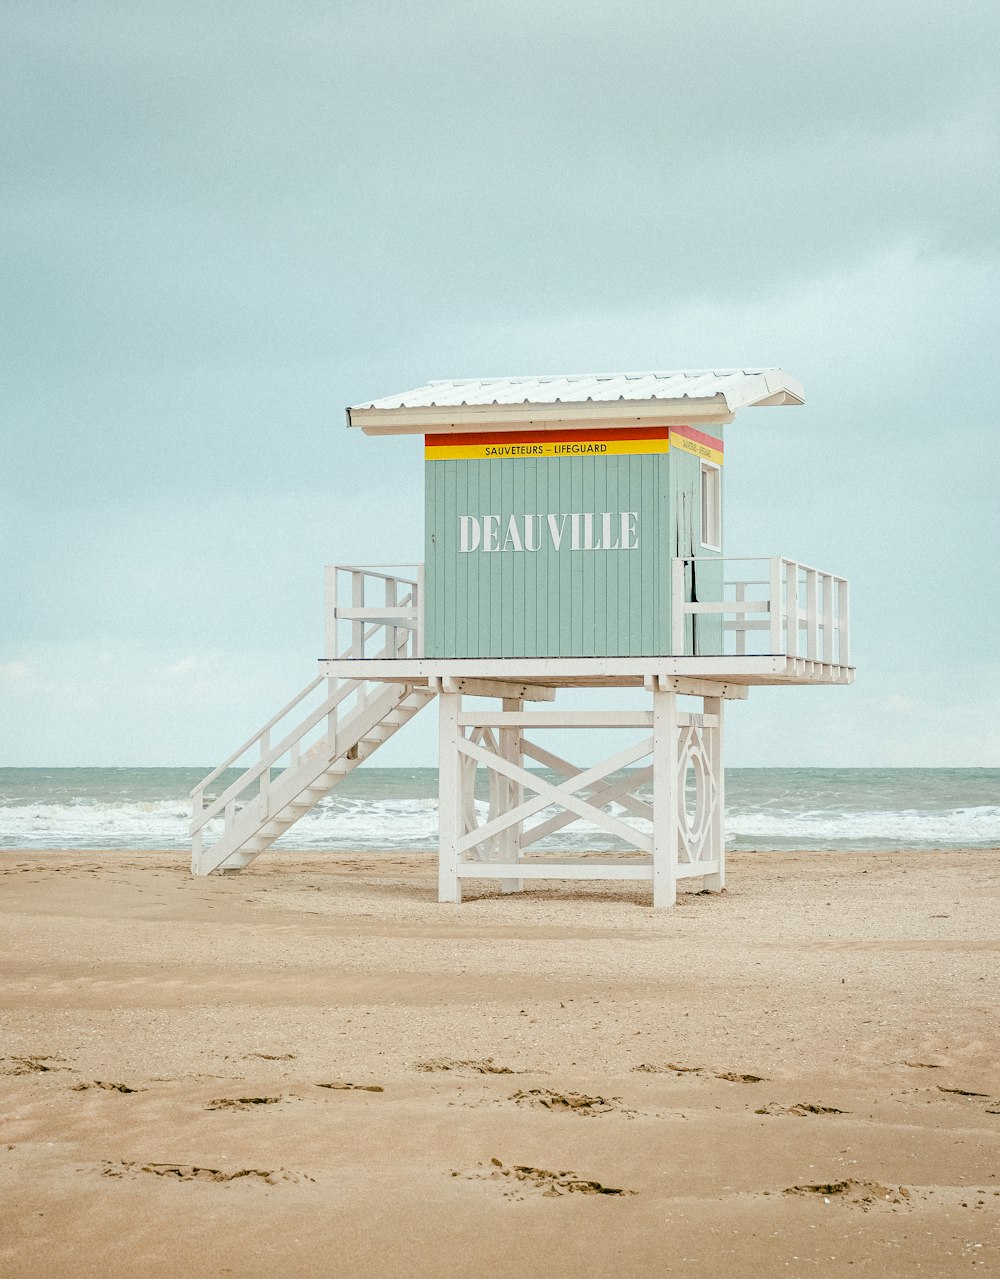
191,370,853,905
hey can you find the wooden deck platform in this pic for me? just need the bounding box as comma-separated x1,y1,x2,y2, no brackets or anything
318,654,854,688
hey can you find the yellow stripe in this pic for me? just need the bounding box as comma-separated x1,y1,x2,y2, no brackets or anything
670,434,724,466
425,438,672,461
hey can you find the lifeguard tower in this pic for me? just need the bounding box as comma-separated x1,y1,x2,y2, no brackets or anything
191,370,853,905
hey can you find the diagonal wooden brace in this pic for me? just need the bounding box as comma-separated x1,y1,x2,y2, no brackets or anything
456,735,654,855
518,739,653,847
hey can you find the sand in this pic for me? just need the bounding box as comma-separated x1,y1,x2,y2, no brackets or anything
1,847,998,1277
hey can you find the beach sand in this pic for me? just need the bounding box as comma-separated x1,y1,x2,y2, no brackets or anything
1,847,998,1277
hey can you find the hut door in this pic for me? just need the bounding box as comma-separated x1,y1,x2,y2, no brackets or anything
675,490,698,653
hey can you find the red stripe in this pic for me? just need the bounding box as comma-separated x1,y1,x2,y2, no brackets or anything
670,424,723,452
425,425,672,448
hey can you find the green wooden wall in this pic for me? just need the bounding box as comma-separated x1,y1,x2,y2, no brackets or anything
424,446,722,658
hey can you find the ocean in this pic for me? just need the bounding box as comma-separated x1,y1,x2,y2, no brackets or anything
0,767,997,854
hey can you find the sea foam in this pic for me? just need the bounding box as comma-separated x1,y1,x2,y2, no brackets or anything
1,790,997,853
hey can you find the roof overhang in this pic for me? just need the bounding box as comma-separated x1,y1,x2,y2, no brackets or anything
346,369,804,436
348,396,738,435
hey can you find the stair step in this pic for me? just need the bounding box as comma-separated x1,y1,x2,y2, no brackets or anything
195,681,440,875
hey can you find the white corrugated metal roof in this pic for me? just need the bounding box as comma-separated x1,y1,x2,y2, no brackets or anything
350,369,804,414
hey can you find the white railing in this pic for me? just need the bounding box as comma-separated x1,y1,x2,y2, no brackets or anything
190,674,362,850
190,564,424,861
325,564,424,660
671,557,850,664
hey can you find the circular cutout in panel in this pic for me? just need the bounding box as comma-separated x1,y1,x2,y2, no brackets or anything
678,729,715,858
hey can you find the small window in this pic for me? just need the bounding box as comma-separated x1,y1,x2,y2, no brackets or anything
700,462,721,549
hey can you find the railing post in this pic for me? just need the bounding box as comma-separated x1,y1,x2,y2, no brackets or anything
326,678,338,755
838,578,850,667
416,563,425,657
325,565,337,658
806,569,819,660
822,573,835,665
768,557,783,654
785,561,799,658
671,557,686,655
351,570,364,658
259,729,270,818
734,579,746,655
191,790,203,873
386,573,398,663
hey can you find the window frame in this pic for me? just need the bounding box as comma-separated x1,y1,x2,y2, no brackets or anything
700,460,721,551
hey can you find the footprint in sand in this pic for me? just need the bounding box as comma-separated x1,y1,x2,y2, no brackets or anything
415,1057,516,1075
72,1081,142,1094
632,1063,766,1083
205,1096,283,1110
633,1062,703,1075
457,1158,635,1199
315,1082,384,1093
508,1088,633,1117
100,1161,312,1185
3,1056,69,1076
783,1179,913,1209
755,1102,848,1117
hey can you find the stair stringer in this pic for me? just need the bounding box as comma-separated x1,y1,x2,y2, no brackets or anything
194,681,436,875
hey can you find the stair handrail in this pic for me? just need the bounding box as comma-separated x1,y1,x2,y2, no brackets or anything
194,678,436,874
189,674,327,798
330,564,420,584
191,612,416,838
190,676,378,834
190,589,415,803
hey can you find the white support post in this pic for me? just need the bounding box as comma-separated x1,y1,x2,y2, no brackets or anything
651,686,678,908
671,557,686,654
703,695,725,892
438,690,462,903
769,557,783,655
499,697,524,894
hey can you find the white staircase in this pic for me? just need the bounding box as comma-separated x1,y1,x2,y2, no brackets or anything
190,564,431,875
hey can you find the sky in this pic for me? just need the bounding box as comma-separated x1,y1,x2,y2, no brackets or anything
2,0,998,769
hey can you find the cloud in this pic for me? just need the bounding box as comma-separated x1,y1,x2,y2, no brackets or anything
165,656,213,677
3,2,997,767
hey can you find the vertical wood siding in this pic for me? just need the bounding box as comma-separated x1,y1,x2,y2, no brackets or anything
426,453,686,658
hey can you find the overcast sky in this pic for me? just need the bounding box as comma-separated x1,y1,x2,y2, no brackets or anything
3,0,998,768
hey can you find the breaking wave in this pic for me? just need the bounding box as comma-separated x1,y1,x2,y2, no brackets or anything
0,785,997,853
